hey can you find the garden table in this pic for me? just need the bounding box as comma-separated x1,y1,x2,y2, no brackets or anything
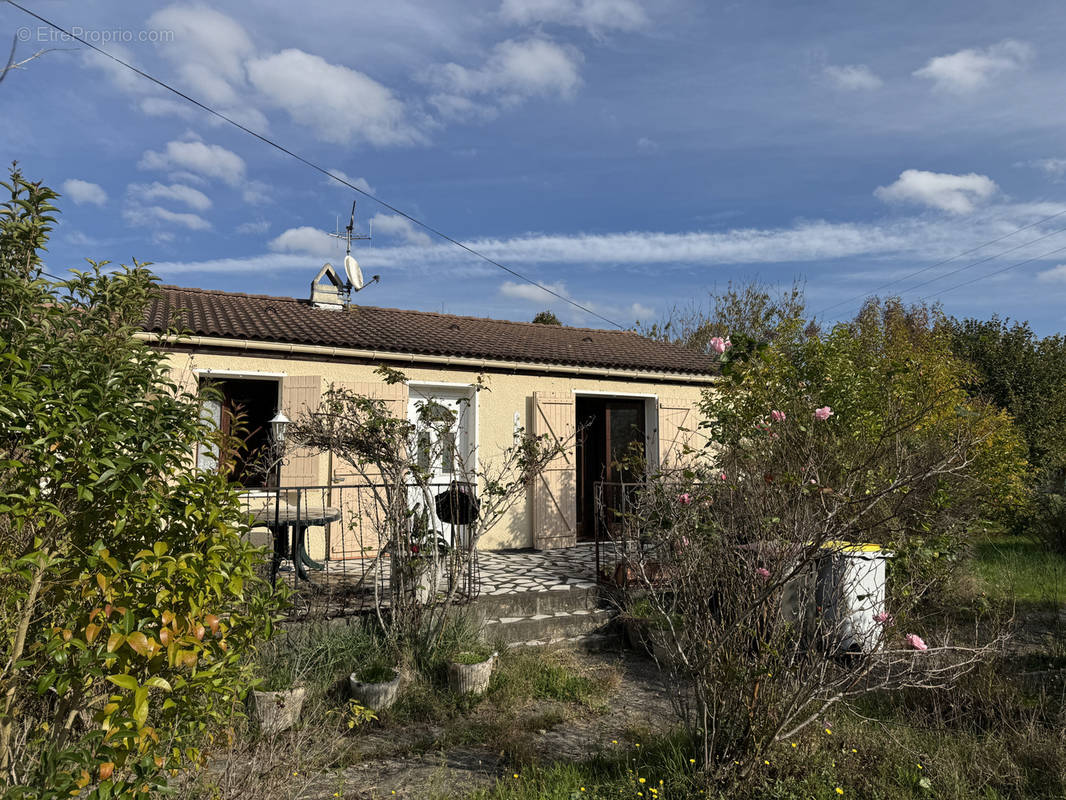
249,500,341,581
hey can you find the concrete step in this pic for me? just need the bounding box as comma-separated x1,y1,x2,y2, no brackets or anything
472,584,604,620
483,607,618,646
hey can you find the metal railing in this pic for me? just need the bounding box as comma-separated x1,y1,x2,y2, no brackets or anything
593,480,648,586
238,480,480,617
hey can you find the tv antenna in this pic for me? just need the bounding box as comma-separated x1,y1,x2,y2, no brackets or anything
328,200,378,293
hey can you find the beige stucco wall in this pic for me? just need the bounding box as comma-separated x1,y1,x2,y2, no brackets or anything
164,347,709,551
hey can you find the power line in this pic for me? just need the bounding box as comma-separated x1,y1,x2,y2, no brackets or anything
891,221,1066,297
918,241,1066,304
4,0,625,330
814,205,1066,318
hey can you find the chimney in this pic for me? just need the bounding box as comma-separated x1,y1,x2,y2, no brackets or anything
311,263,346,311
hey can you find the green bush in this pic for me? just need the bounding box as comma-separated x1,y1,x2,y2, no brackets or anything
0,170,286,798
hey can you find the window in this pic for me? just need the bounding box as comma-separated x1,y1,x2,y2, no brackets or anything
197,377,281,487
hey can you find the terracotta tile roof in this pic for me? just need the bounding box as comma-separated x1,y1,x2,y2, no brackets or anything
143,285,718,376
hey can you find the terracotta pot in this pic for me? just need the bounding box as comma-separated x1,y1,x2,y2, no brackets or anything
349,668,402,711
253,687,306,735
447,653,497,695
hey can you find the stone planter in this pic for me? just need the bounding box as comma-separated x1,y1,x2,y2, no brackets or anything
447,653,497,695
349,668,402,712
253,687,306,735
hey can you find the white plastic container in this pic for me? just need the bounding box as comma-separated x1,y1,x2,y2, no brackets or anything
817,542,891,654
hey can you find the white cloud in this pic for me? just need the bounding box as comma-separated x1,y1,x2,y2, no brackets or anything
139,97,198,120
428,93,500,122
637,137,659,152
427,37,583,118
148,202,1066,283
124,205,212,231
268,226,343,258
128,182,212,212
500,0,649,34
61,179,108,207
914,39,1033,94
247,49,421,146
625,302,653,321
369,214,432,247
1037,264,1066,282
80,44,148,96
499,279,570,304
241,180,272,206
1025,158,1066,180
325,170,375,195
874,169,998,214
823,64,883,91
148,5,254,91
236,220,271,235
138,140,247,186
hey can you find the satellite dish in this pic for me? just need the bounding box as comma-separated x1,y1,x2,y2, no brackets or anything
344,254,364,291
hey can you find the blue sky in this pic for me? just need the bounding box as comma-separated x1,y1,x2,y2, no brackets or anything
5,0,1066,332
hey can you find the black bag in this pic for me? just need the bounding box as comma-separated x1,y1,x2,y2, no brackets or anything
434,481,480,526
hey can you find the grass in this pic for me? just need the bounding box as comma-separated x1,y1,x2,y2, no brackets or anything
971,533,1066,610
223,532,1065,799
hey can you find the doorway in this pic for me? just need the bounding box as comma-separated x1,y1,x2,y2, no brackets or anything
575,396,647,541
407,386,474,546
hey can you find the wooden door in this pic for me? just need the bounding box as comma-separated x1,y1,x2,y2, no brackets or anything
531,392,577,550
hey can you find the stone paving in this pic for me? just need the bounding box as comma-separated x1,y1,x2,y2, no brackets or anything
284,541,626,617
477,543,608,594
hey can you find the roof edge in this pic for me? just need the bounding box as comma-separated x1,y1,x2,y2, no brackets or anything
137,331,719,385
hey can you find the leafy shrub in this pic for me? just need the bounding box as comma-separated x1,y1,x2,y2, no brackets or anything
0,170,286,798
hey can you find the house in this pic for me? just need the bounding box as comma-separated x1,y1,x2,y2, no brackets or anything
139,273,717,557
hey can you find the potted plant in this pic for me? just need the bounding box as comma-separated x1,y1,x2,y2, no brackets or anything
446,645,497,695
348,659,403,712
252,657,307,735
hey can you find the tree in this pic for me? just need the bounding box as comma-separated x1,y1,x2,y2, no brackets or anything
287,370,561,647
639,280,809,354
531,310,561,325
0,169,283,798
615,295,1023,785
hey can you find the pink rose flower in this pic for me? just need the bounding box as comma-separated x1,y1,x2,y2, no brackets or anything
719,472,728,481
814,406,834,421
755,567,771,581
771,410,786,422
678,492,692,505
873,612,892,624
905,633,928,651
710,336,728,354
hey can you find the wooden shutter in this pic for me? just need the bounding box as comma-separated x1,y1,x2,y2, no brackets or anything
531,391,577,550
328,380,409,560
329,380,409,482
658,397,694,470
280,375,322,486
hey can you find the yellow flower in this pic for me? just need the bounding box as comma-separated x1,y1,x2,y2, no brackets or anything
763,760,770,766
825,728,832,735
581,788,586,792
635,743,641,748
836,789,844,795
513,773,519,779
639,777,646,784
917,764,923,770
612,740,618,744
689,759,696,764
791,742,798,748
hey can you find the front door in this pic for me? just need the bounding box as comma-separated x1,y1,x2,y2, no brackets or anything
408,389,472,546
575,397,647,541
